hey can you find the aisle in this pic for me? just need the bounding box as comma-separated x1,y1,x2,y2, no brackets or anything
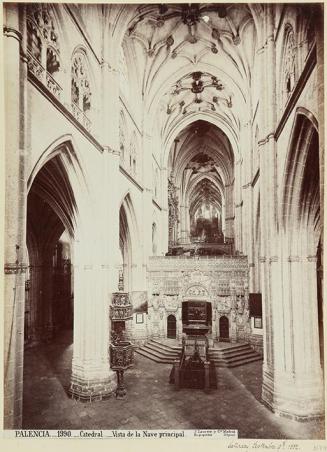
22,332,324,439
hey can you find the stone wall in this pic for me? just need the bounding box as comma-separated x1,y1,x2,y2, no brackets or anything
249,334,264,356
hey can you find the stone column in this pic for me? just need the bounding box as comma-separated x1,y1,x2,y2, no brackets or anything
259,6,323,420
69,253,116,400
3,4,28,429
224,182,234,242
142,132,155,274
69,145,120,400
179,204,189,244
160,167,169,254
185,202,190,243
241,120,255,287
260,5,279,413
267,250,324,419
69,36,121,400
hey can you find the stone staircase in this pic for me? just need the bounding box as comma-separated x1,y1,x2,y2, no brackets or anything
136,339,262,367
135,339,181,364
208,343,263,368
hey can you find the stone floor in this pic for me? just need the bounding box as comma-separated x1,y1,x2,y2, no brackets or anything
23,330,324,439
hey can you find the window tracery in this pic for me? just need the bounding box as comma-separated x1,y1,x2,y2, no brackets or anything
26,5,62,98
71,52,91,114
283,27,296,102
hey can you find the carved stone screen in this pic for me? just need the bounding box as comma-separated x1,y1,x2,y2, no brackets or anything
147,256,250,342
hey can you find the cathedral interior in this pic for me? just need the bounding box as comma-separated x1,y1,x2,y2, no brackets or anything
3,2,325,438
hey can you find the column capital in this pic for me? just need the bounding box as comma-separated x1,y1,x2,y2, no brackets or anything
4,263,28,274
287,255,301,262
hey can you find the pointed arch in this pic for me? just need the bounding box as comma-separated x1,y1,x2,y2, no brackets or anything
281,108,319,244
119,193,141,291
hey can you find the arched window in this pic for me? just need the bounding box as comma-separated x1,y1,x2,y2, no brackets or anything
27,5,60,70
283,26,296,102
71,51,91,114
26,5,61,98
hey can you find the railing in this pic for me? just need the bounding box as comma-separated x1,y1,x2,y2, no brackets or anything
71,102,91,132
27,50,45,82
27,51,93,133
46,72,62,100
27,50,63,101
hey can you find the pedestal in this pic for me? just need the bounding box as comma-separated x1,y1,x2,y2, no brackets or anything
69,363,116,402
116,370,127,399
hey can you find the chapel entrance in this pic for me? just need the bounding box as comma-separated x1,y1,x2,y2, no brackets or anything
167,314,177,339
219,316,229,341
26,155,75,346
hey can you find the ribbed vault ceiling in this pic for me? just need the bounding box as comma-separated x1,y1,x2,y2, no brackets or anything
120,3,258,146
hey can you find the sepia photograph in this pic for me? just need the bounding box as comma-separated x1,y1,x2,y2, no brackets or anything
2,0,325,443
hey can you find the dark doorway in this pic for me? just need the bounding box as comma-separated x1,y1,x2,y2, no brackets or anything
219,316,229,340
26,155,75,346
167,314,177,339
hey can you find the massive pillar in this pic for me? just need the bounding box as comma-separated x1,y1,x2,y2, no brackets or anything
160,166,169,254
260,4,280,416
3,4,28,428
261,6,324,420
69,196,118,400
259,3,277,411
69,36,121,400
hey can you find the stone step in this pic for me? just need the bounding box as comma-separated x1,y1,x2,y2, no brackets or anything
150,339,182,352
135,347,176,364
144,343,181,358
137,339,262,368
210,352,262,366
209,348,255,359
226,355,263,368
209,351,259,362
210,343,251,353
210,352,260,363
